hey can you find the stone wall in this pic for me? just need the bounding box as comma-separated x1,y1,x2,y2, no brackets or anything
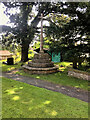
68,69,90,81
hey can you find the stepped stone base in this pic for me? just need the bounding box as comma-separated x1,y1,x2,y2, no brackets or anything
22,52,58,74
22,65,58,74
28,62,54,68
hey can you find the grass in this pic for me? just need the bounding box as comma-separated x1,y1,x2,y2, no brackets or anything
55,62,72,67
16,70,89,90
2,77,88,118
1,61,89,90
1,62,22,72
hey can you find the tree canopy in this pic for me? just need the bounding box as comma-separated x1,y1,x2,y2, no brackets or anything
45,2,90,68
1,2,90,66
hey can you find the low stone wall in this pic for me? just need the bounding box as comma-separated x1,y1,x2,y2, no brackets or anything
68,69,90,81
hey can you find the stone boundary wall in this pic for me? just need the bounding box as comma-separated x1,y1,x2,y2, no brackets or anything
68,69,90,81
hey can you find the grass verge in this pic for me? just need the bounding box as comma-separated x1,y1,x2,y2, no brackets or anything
2,77,88,118
16,70,88,91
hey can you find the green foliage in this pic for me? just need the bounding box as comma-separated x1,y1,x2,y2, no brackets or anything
55,62,72,67
2,2,90,62
45,2,90,68
46,39,63,52
28,50,34,59
2,77,88,118
32,41,40,49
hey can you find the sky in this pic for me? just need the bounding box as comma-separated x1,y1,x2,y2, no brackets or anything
0,3,49,27
0,3,10,25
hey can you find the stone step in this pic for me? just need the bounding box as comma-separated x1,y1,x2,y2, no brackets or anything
32,59,51,63
22,65,58,74
23,65,58,71
28,62,54,68
34,53,51,59
22,52,58,74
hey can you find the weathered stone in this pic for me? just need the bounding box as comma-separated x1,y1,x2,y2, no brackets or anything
23,65,58,74
32,59,51,63
34,53,51,59
28,62,54,68
22,13,58,74
68,69,90,81
22,52,58,74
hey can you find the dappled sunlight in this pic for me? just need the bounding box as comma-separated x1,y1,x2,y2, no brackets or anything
2,62,22,72
51,110,57,116
28,100,52,111
54,62,72,73
12,96,20,101
5,89,15,95
14,86,23,91
19,87,23,89
75,86,79,88
7,67,15,71
2,64,5,66
36,76,40,79
2,76,88,118
5,86,23,95
43,100,51,105
14,88,19,90
28,107,33,111
59,67,66,72
45,109,57,116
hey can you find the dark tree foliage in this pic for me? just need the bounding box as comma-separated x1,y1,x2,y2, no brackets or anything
2,2,56,62
45,2,90,68
2,2,90,65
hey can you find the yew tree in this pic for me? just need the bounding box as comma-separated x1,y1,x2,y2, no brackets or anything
45,2,90,68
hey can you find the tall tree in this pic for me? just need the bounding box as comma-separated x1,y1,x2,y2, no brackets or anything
2,2,54,62
45,2,90,68
2,2,89,64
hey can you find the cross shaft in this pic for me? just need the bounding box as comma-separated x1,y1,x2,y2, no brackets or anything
40,13,44,52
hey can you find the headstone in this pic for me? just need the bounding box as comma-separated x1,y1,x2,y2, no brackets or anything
7,57,14,65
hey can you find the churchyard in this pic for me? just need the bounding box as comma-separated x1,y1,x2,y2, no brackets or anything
1,54,89,118
0,1,90,119
1,60,89,118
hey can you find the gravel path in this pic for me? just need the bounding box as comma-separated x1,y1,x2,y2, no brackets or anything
2,71,89,103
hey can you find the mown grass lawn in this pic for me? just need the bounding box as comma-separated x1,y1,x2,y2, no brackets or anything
2,77,88,118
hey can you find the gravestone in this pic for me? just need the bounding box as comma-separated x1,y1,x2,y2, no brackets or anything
7,57,14,65
22,13,58,74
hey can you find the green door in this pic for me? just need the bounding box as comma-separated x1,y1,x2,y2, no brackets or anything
52,52,60,62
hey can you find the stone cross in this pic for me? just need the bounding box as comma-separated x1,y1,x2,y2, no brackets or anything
40,13,44,52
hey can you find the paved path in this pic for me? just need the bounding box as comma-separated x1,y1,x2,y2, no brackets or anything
2,71,89,103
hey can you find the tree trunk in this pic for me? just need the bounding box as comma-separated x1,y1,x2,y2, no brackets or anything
21,42,29,62
78,62,82,67
73,60,77,69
